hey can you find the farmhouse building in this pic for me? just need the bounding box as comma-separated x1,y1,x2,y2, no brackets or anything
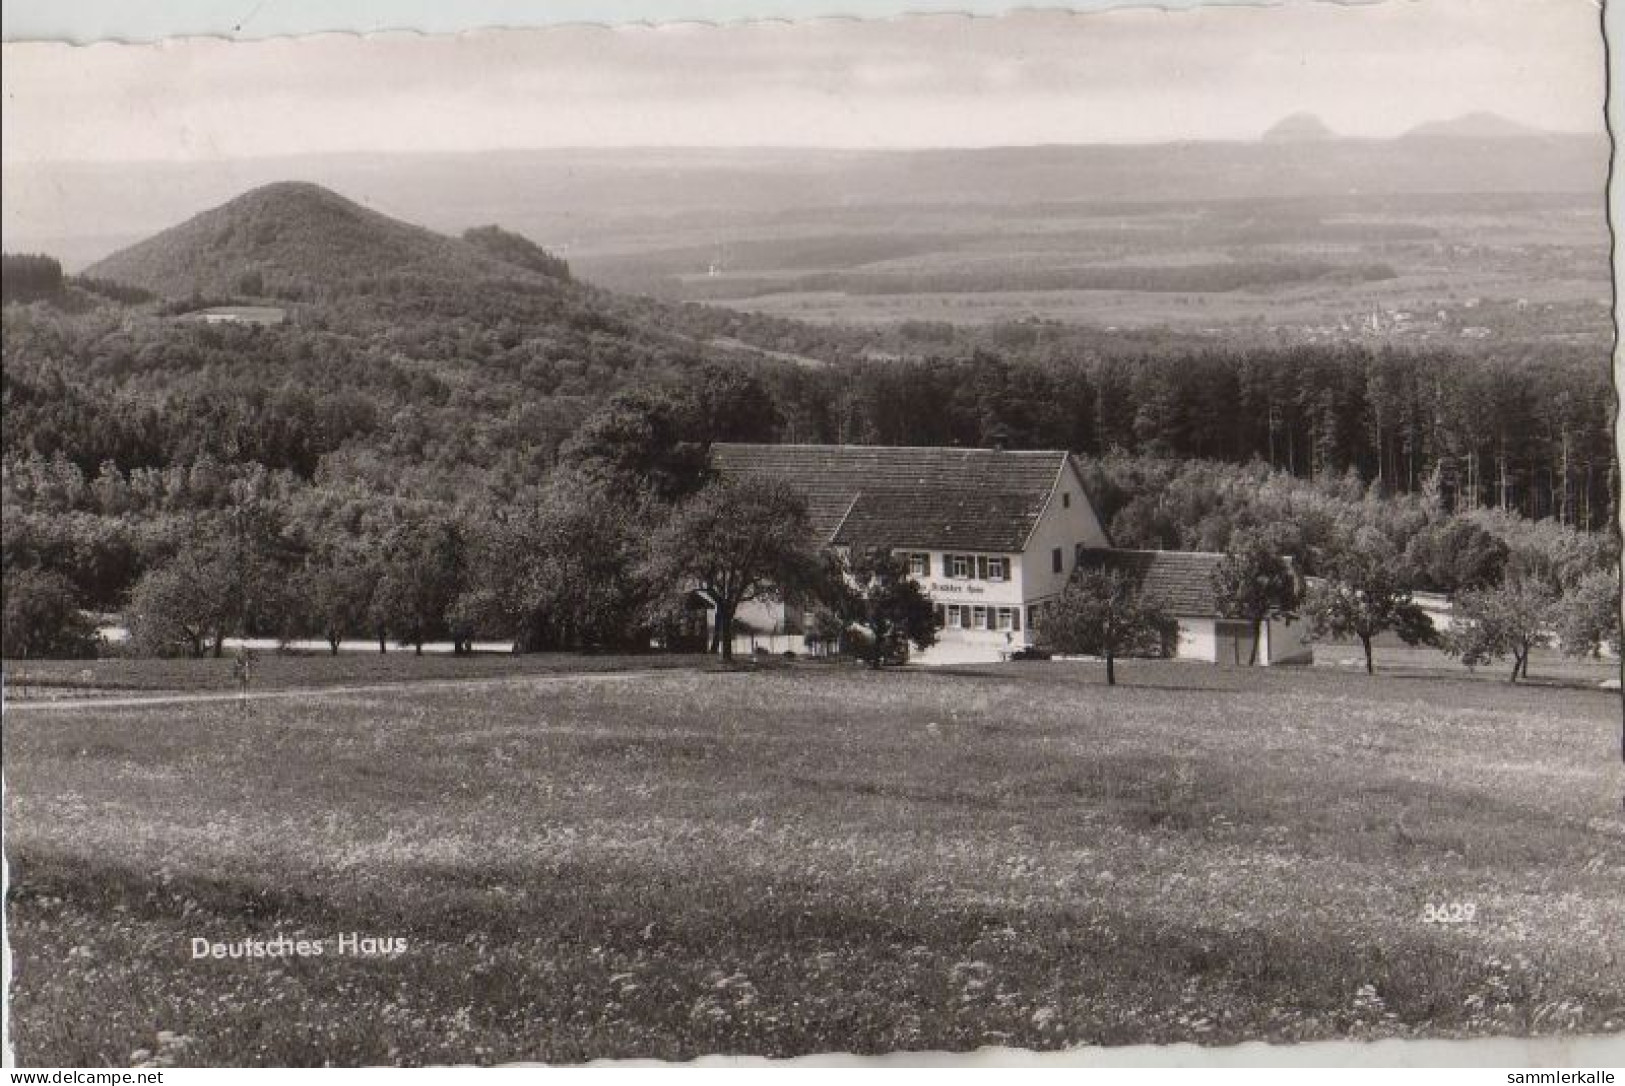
709,443,1313,666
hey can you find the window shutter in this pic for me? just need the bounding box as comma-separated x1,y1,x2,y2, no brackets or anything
934,604,946,628
977,555,988,580
1012,608,1021,632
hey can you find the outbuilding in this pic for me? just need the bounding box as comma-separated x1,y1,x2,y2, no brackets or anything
1076,548,1313,667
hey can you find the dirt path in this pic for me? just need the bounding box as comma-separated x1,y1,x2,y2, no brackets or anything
2,668,714,713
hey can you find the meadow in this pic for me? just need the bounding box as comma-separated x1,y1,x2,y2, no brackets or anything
2,651,715,699
4,658,1622,1065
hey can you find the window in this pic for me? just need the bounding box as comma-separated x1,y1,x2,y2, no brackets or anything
996,607,1015,631
972,606,988,630
1062,491,1071,509
988,557,1008,582
947,605,964,629
909,553,930,577
1052,547,1063,574
951,555,971,579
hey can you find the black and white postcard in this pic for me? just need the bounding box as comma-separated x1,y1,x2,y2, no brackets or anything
1,0,1620,1070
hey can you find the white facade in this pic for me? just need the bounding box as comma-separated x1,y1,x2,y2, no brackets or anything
721,455,1111,663
707,444,1311,669
1174,615,1314,667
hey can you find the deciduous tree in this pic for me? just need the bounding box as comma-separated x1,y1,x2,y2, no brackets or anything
455,473,655,651
125,546,237,658
1556,567,1621,661
371,518,465,655
1211,527,1301,665
1446,581,1556,684
1303,527,1435,674
837,550,939,669
292,543,380,654
1,568,98,659
644,476,823,663
559,389,711,502
1402,516,1508,594
1038,567,1176,685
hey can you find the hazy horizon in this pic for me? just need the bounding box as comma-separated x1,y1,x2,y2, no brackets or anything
2,0,1603,166
3,0,1606,271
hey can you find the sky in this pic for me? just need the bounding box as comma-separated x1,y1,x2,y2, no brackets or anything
0,0,1606,163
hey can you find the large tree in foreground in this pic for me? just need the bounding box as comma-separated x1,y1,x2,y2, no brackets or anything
1038,567,1176,685
1303,528,1436,675
1211,527,1301,666
644,476,824,663
836,549,939,669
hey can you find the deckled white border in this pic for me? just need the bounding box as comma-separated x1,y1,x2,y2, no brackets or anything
1,0,1292,44
0,0,1621,1069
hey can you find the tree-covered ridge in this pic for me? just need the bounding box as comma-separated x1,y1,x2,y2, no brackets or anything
82,182,566,302
4,291,1612,528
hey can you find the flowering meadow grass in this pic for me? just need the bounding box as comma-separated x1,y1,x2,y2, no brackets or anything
4,660,1622,1064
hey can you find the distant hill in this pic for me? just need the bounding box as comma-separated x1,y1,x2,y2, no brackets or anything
1401,112,1545,140
1262,113,1335,142
61,179,871,380
10,133,1608,275
83,181,567,300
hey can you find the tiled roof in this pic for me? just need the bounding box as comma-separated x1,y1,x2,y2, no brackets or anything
710,443,1067,552
831,485,1052,552
1078,548,1226,616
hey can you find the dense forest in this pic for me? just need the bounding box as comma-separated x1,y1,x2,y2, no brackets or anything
0,184,1617,657
4,295,1613,527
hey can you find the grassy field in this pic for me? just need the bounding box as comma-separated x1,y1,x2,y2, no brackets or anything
1308,643,1619,688
1,651,717,699
4,659,1622,1065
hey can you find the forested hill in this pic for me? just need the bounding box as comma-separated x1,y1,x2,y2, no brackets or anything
65,180,863,363
84,182,570,301
3,181,868,504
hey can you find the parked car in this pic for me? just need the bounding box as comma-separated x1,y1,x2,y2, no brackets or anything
1009,646,1052,661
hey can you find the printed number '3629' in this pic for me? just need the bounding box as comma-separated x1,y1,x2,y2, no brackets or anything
1421,902,1477,923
